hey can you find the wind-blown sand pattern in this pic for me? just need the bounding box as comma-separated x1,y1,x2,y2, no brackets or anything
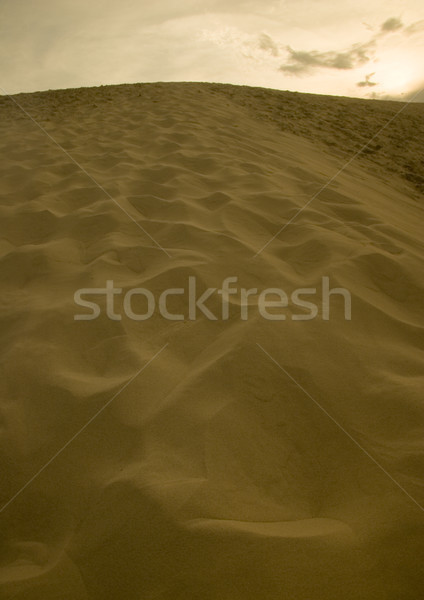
0,82,423,599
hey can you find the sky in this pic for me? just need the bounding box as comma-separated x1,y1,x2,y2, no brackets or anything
1,0,423,100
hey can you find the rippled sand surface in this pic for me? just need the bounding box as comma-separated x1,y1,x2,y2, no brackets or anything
0,82,423,599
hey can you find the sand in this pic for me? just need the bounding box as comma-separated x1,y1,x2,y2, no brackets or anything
0,82,423,599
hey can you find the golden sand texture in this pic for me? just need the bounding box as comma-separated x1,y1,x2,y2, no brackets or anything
0,82,423,599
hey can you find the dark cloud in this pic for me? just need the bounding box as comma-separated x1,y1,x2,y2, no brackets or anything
258,33,279,56
280,41,374,75
278,14,414,78
381,17,403,32
357,72,378,87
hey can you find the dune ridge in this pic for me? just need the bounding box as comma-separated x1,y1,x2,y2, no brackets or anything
0,82,423,599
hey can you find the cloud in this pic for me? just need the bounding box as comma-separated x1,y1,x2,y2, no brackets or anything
406,85,424,102
381,17,403,32
1,1,422,98
404,19,424,35
368,83,424,102
280,41,374,74
278,14,414,77
258,33,279,56
357,72,378,87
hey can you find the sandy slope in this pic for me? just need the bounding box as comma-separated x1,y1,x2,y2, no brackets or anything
0,82,423,599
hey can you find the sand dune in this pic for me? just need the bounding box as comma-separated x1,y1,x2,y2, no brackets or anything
0,82,423,599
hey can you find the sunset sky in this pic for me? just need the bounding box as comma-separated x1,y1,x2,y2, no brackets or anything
1,0,423,99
